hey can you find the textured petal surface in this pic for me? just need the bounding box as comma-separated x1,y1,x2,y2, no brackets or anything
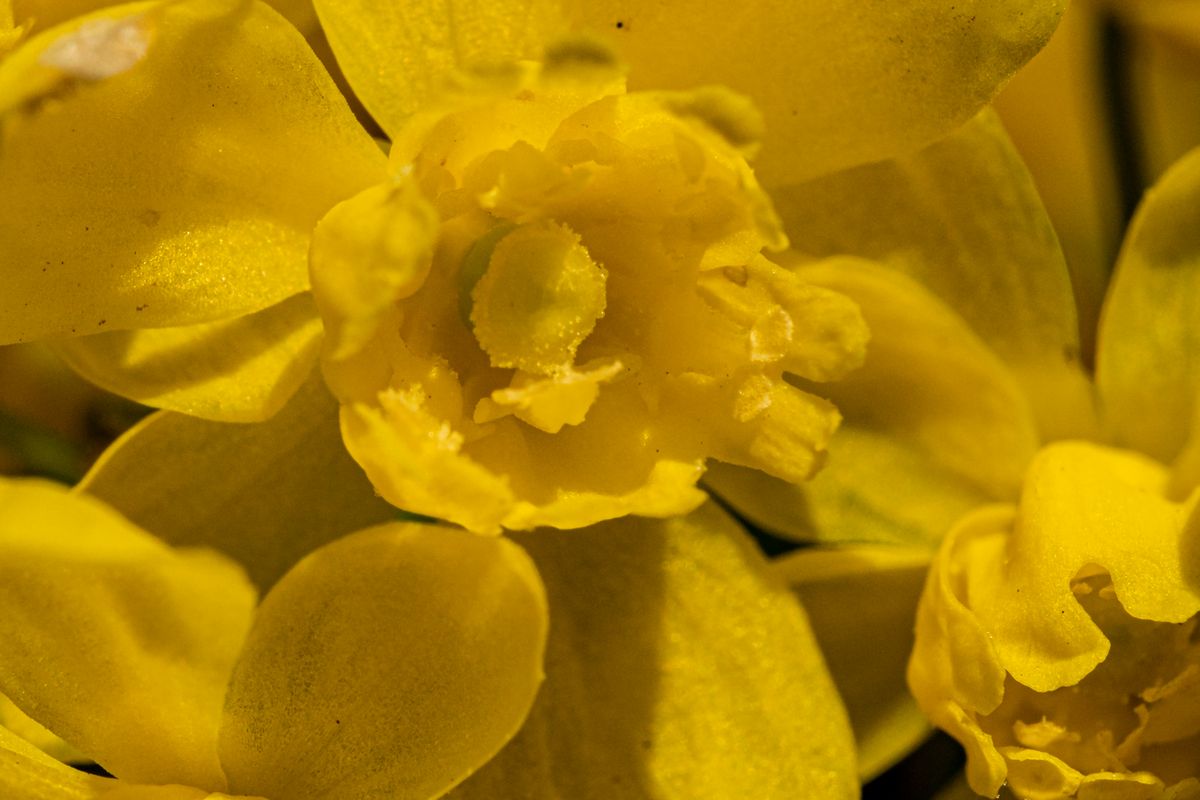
0,478,256,789
775,545,934,781
53,293,322,422
314,0,1063,184
0,694,84,764
0,726,113,800
218,523,548,800
79,372,395,592
447,503,858,800
774,109,1095,442
0,0,384,343
1097,145,1200,491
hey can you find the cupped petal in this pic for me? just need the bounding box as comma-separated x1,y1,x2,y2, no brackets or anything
218,522,548,800
447,502,858,800
0,0,385,344
1097,145,1200,491
53,293,322,423
773,109,1096,442
0,726,114,800
79,372,395,592
314,0,1063,185
775,544,934,781
0,478,256,789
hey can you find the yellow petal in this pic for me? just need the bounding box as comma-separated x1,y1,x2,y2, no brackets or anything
79,372,395,592
966,442,1200,693
0,0,384,344
0,478,256,789
774,109,1096,442
448,503,859,799
775,545,934,780
218,523,548,800
315,0,1062,184
0,726,113,800
52,293,322,423
0,693,84,764
1096,145,1200,487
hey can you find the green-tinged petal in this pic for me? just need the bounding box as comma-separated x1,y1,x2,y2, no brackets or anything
1,693,84,764
53,293,322,423
1097,145,1200,492
0,478,256,789
218,523,548,800
0,727,113,800
448,502,858,800
79,372,395,592
774,109,1096,442
707,257,1034,546
775,545,933,781
314,0,1062,184
0,0,384,344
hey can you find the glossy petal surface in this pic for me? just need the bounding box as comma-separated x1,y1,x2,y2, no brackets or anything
54,293,322,422
219,523,548,800
0,0,384,343
314,0,1063,184
774,110,1095,442
776,545,933,780
448,503,858,800
80,373,395,592
0,479,256,789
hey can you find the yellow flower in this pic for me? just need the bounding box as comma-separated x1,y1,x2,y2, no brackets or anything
0,474,860,799
0,0,1063,527
712,107,1200,792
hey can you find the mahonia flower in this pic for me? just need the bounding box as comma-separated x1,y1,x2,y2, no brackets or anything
311,50,868,532
909,442,1200,799
0,0,1064,528
0,474,859,799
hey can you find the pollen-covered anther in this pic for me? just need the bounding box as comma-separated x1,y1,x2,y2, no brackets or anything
470,220,607,375
39,14,153,81
474,358,626,433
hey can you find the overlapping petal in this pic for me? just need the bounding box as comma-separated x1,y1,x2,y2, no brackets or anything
53,293,323,423
0,478,256,789
313,0,1064,184
0,726,112,800
448,502,858,799
79,372,395,591
0,0,384,344
218,523,548,800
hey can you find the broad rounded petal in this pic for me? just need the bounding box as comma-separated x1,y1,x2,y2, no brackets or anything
775,545,933,781
53,293,322,423
79,372,395,592
0,478,256,789
315,0,1063,184
1097,146,1200,485
448,503,859,800
218,523,548,800
0,0,385,344
774,110,1096,442
0,726,114,800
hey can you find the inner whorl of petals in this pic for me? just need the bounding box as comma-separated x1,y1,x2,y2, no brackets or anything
469,220,607,375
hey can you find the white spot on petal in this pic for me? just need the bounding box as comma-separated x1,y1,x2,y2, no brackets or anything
39,15,151,81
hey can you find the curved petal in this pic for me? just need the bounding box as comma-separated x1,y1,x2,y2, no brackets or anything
0,478,256,789
1097,145,1200,488
0,726,114,800
0,0,385,344
0,694,84,764
314,0,1063,184
773,110,1096,442
218,522,548,800
53,292,322,423
447,503,858,800
774,544,934,781
79,372,395,592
